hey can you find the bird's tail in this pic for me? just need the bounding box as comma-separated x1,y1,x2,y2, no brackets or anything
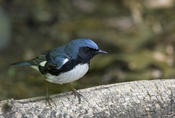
10,61,34,67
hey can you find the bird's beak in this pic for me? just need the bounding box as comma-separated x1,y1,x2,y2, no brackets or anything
97,49,108,54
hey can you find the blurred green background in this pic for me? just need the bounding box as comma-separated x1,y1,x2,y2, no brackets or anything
0,0,175,100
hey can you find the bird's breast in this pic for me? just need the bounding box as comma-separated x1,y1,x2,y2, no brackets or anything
45,63,89,84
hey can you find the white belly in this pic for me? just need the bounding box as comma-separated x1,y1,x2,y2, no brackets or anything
45,63,89,84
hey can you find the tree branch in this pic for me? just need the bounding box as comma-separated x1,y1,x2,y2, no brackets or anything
0,79,175,118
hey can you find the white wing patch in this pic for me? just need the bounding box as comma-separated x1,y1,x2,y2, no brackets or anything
31,58,69,72
62,58,69,65
40,58,68,67
45,63,89,84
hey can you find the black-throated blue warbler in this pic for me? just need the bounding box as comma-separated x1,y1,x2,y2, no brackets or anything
12,39,107,103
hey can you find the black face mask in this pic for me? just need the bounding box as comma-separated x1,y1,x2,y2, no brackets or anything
78,47,97,61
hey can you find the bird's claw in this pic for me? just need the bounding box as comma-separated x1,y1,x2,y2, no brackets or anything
45,95,56,107
71,88,83,103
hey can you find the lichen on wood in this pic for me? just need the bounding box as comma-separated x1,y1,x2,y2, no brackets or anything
0,79,175,118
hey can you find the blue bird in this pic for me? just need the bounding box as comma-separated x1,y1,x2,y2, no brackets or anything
12,38,107,103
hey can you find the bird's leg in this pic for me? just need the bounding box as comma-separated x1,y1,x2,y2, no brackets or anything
45,86,51,105
71,87,83,103
45,84,55,106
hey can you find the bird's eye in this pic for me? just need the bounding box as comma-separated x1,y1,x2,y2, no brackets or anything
81,47,98,53
92,48,98,51
89,48,98,52
84,47,90,52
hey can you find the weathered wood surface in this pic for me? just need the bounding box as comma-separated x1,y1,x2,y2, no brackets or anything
0,79,175,118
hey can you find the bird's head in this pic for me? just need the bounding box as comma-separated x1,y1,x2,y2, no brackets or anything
65,39,107,61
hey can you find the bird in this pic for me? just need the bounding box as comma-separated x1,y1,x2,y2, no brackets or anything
12,38,107,103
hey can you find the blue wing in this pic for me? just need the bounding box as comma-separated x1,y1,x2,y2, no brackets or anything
46,47,70,70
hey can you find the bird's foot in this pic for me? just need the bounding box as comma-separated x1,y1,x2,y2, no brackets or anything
71,88,83,103
45,95,55,107
45,86,55,107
